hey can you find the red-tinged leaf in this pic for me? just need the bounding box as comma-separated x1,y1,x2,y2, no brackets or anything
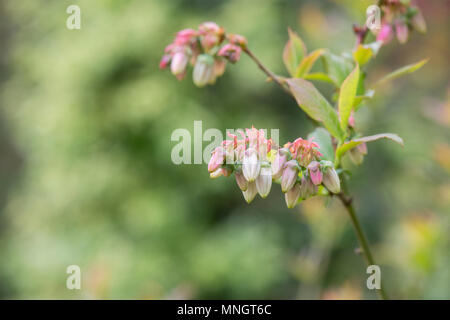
283,28,307,77
295,49,326,77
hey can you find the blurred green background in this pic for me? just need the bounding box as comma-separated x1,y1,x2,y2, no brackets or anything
0,0,448,299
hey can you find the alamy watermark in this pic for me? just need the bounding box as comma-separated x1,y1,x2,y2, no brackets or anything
171,121,279,165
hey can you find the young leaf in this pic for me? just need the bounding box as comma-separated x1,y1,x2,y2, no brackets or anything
286,78,345,141
338,65,360,132
304,72,337,86
353,45,373,66
375,59,429,86
283,28,307,77
322,52,354,86
296,49,326,78
307,128,334,161
335,133,404,162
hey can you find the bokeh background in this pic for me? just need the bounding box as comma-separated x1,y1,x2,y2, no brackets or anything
0,0,448,299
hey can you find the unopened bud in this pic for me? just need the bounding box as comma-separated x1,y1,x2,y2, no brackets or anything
208,147,225,172
376,24,393,44
348,143,367,165
395,19,409,44
256,167,272,198
299,176,317,199
171,51,189,76
242,181,257,204
271,150,288,179
218,44,242,63
410,8,427,34
242,148,261,182
285,183,301,209
281,160,298,193
235,171,248,191
307,161,323,185
323,167,341,194
193,54,215,87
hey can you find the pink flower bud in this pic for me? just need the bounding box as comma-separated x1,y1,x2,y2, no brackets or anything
395,19,409,44
170,51,189,76
193,54,215,87
208,147,225,172
159,54,171,69
323,167,340,194
242,148,261,182
271,150,288,179
307,161,323,185
281,160,298,193
376,24,393,44
174,29,197,46
218,44,242,63
242,181,257,204
235,171,248,191
227,34,248,48
285,183,301,209
348,112,355,127
256,167,272,198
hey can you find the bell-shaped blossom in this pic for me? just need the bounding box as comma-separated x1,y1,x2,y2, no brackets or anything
308,161,323,186
208,146,225,172
235,171,248,191
395,19,409,44
410,8,426,34
281,160,298,193
242,148,261,182
174,29,198,46
242,181,257,204
376,24,393,44
285,183,301,209
170,51,189,76
323,167,341,194
193,54,216,87
299,175,317,199
256,167,272,198
271,149,288,180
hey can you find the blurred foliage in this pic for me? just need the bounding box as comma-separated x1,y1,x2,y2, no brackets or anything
0,0,448,299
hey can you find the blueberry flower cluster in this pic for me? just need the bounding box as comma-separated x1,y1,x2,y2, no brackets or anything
160,22,247,87
207,127,341,208
272,138,340,208
376,0,427,44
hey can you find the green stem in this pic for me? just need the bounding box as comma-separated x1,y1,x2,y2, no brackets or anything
243,47,291,95
337,192,388,300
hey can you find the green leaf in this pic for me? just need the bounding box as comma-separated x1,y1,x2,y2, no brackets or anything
283,28,307,77
295,49,326,77
353,45,373,66
335,133,404,163
286,78,345,141
338,65,360,132
322,52,354,86
303,72,337,86
307,128,334,161
375,59,429,86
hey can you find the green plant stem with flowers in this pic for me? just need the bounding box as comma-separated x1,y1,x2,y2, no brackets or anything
160,0,428,300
